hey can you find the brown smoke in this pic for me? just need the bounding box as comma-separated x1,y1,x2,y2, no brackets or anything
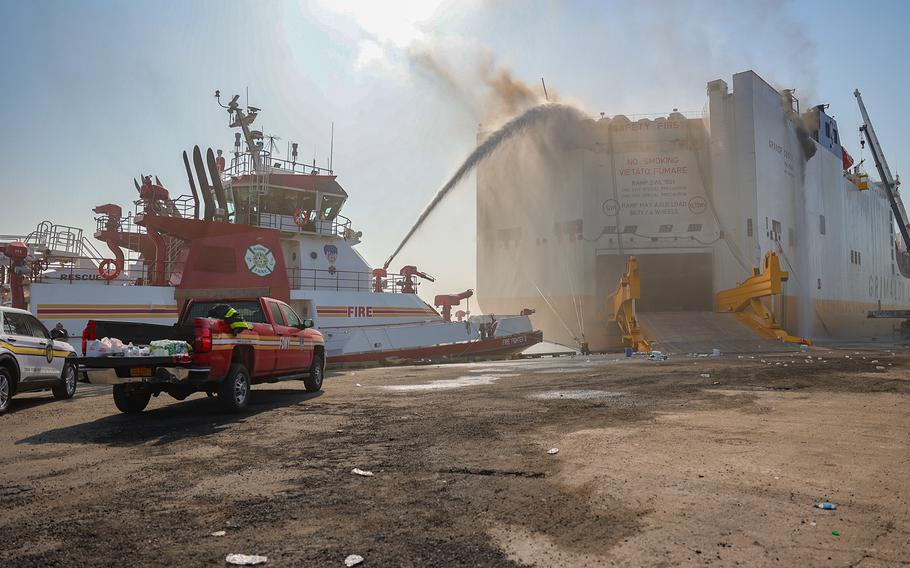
476,52,543,119
409,46,547,123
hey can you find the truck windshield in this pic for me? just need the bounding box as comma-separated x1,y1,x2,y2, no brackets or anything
182,301,267,324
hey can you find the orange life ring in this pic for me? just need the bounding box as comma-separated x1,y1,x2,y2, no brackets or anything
98,259,121,281
293,209,310,227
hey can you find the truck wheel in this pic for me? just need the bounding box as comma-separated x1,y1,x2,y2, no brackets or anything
218,364,251,412
113,384,151,414
0,367,13,414
52,360,78,400
303,355,324,393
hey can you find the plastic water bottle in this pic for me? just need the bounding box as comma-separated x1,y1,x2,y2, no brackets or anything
816,502,837,510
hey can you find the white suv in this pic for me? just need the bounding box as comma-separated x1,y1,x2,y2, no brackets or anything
0,307,77,413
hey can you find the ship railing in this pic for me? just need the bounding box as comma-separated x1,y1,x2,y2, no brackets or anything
96,195,198,237
95,210,146,237
224,151,334,179
256,212,356,239
30,255,181,286
134,195,197,220
288,267,420,294
30,256,420,294
4,222,98,258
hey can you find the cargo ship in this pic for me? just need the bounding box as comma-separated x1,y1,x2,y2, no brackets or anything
0,92,542,362
476,70,908,352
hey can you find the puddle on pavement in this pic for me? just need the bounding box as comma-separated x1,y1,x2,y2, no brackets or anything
531,390,626,401
383,374,517,392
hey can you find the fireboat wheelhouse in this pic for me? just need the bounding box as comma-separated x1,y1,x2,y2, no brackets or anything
1,92,541,363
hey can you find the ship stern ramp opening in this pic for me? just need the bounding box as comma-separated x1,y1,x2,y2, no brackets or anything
637,311,801,354
604,252,803,354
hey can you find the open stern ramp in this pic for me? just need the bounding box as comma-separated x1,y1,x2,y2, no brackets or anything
638,311,801,354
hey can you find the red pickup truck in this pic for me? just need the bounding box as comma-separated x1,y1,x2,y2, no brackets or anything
78,297,325,414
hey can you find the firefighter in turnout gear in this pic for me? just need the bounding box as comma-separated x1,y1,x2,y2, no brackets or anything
208,304,254,335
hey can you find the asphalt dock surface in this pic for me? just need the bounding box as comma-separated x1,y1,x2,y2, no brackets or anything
1,348,908,566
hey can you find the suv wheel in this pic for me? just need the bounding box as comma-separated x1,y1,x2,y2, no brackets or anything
53,360,78,400
303,355,324,393
218,364,251,412
0,367,13,413
112,384,152,414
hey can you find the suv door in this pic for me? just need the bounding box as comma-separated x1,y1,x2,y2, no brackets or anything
278,303,312,371
2,312,52,382
25,315,65,378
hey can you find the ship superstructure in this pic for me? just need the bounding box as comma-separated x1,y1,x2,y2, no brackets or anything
477,70,907,351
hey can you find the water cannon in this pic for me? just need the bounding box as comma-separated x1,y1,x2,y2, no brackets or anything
434,289,474,322
400,265,434,281
93,203,123,229
520,308,536,316
371,268,387,293
454,310,467,322
399,265,434,294
138,177,170,213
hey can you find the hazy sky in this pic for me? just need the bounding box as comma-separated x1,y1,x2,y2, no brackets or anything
1,0,908,299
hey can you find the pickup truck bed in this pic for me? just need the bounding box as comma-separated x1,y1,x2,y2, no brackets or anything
86,321,195,346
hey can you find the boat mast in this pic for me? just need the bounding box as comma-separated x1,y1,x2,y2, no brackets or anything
216,91,263,173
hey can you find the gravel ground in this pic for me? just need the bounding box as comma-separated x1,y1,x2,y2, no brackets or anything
1,348,907,566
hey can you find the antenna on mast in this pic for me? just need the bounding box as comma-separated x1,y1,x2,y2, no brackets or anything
541,78,549,102
329,121,335,173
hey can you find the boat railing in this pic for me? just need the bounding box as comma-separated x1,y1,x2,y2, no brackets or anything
133,195,197,220
31,255,421,295
30,255,182,286
288,267,420,293
96,195,199,237
224,151,334,179
2,221,100,259
255,212,355,239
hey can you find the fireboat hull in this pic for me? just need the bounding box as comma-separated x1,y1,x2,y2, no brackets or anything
329,329,543,364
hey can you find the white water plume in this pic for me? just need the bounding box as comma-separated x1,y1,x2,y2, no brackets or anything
383,102,585,269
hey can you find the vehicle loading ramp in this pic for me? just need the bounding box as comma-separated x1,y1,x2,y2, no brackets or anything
638,311,802,354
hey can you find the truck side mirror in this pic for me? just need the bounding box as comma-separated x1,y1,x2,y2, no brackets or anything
300,319,315,329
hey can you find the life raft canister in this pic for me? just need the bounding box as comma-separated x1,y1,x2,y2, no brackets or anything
98,258,122,281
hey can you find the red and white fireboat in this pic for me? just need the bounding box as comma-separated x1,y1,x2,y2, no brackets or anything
1,92,542,364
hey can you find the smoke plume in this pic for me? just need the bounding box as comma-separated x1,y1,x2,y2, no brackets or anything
409,46,548,123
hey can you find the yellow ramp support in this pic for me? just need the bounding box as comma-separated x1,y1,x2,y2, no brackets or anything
715,251,812,345
607,256,651,352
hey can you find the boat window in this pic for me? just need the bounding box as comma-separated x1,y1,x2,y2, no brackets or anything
820,215,826,235
319,194,345,221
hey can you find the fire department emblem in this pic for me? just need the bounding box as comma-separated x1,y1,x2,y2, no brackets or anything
244,244,276,277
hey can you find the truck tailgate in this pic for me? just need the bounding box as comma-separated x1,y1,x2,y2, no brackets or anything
74,355,209,385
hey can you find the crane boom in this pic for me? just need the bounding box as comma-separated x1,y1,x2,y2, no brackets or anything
854,89,910,250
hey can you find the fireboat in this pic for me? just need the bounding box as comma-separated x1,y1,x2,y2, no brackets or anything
0,91,542,363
